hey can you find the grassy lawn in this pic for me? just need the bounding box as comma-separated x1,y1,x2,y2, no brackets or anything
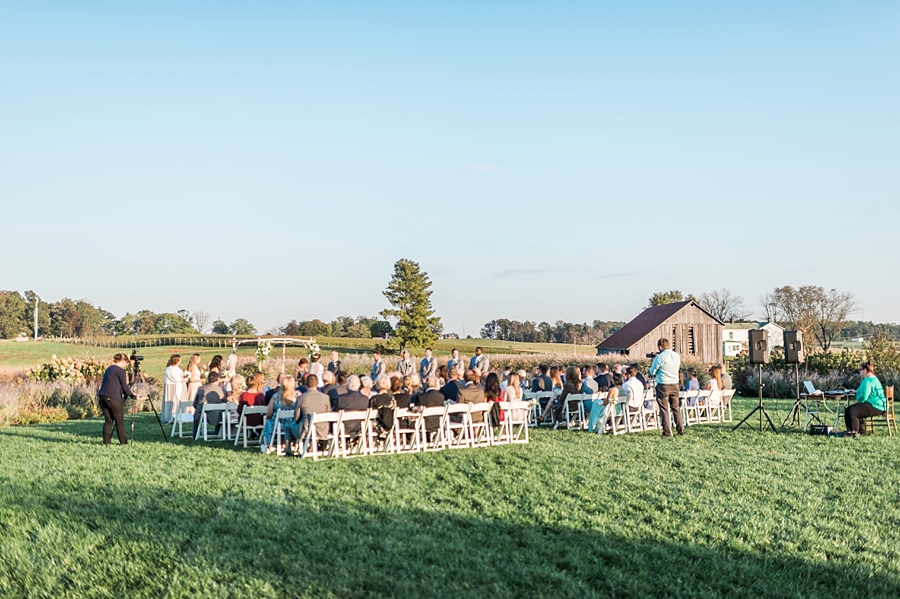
1,397,899,598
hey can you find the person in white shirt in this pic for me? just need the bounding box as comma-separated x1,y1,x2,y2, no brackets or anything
162,354,185,424
623,366,645,413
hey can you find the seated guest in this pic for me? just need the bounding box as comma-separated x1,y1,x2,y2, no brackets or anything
845,361,886,437
336,375,369,437
629,364,647,387
484,372,504,426
238,372,267,429
391,376,411,408
517,370,529,390
416,376,446,438
437,364,448,388
718,364,733,391
623,367,644,413
458,369,487,422
335,370,349,395
542,365,581,423
588,379,622,433
406,374,421,398
369,375,396,434
611,364,625,387
531,364,552,392
549,366,563,392
293,374,332,454
581,366,599,395
505,372,523,403
228,373,247,403
261,375,298,453
359,375,373,398
439,368,464,402
265,372,285,405
704,365,722,395
194,372,227,437
320,370,340,410
594,363,611,390
208,355,223,375
685,368,700,392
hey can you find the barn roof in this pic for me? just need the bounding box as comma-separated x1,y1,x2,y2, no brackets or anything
596,301,723,350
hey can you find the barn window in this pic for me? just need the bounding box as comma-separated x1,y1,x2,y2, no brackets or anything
672,326,677,351
688,326,696,355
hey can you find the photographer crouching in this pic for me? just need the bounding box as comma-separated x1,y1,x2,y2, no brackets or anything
648,338,684,437
97,353,136,445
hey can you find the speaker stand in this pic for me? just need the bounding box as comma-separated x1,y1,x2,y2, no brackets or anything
733,364,778,433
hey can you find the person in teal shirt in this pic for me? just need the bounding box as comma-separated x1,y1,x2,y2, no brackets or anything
844,361,886,437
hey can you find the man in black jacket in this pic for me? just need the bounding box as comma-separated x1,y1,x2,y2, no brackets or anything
97,353,135,445
416,377,446,437
439,368,464,402
531,364,552,392
336,375,369,436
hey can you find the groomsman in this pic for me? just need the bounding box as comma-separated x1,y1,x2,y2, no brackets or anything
327,350,342,374
371,351,386,381
469,347,489,376
398,350,415,378
419,348,437,382
447,348,465,375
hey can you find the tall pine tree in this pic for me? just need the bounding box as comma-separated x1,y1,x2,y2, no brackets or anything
381,259,442,349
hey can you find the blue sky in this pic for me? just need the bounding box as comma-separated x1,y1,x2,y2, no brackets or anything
1,1,897,334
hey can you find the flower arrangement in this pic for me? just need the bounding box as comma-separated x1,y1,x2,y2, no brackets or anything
256,341,272,369
27,356,108,385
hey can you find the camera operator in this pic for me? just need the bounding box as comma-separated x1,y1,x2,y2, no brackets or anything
97,353,136,445
648,338,683,437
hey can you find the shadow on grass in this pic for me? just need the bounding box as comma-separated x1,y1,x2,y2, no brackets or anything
1,475,898,598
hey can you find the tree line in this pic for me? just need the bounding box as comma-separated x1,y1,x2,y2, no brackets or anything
480,319,625,345
0,290,258,339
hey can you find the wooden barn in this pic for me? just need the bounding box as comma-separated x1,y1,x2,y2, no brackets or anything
596,301,723,364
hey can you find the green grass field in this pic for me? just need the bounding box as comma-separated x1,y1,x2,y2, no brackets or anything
1,397,899,598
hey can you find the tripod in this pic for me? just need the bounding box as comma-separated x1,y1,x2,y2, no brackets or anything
781,363,818,430
732,364,778,433
129,357,169,443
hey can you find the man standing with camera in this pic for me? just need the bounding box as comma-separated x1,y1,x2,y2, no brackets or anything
97,353,136,445
649,338,683,437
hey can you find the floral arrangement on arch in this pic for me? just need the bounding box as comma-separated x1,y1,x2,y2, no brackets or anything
256,340,272,369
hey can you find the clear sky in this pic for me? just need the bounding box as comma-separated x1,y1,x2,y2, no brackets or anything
1,1,897,335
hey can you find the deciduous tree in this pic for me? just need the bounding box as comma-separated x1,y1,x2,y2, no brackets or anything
698,288,750,322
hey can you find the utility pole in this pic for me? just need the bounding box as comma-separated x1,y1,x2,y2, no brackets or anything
34,302,38,341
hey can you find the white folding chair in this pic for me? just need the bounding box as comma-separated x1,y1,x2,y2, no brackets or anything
609,401,628,435
501,400,531,444
270,408,295,455
388,408,421,454
560,393,586,430
522,392,541,426
695,390,711,424
707,390,723,423
357,408,381,456
335,410,369,458
721,389,735,422
233,405,268,448
468,403,494,447
641,389,659,431
682,390,700,425
445,403,472,449
194,403,231,441
419,406,449,451
300,411,341,460
170,400,195,439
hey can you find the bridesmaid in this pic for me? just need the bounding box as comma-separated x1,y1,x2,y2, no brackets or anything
162,355,185,424
186,354,203,404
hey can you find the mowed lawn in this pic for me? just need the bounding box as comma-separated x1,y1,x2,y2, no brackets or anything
1,398,899,598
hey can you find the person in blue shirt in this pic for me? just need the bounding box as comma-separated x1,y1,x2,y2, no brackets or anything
648,338,683,437
844,361,886,437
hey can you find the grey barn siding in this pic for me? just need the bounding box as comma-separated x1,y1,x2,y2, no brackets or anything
597,302,723,364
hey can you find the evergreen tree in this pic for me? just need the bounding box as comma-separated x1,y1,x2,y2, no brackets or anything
380,259,442,349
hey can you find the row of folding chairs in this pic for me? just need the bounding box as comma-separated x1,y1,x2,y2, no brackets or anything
527,387,736,435
268,400,532,460
169,400,268,444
